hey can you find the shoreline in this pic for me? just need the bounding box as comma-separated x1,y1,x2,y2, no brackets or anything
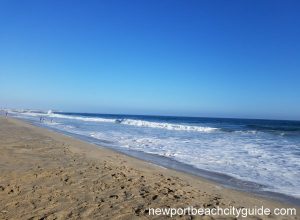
0,117,299,219
21,116,300,206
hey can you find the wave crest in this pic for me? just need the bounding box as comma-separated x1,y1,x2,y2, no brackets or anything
48,113,116,123
119,119,218,132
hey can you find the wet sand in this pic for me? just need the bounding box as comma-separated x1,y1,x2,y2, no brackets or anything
0,117,298,219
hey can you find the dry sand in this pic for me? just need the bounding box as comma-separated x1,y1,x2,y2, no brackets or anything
0,117,299,220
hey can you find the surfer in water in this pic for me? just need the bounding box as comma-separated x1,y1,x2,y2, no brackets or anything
115,119,124,124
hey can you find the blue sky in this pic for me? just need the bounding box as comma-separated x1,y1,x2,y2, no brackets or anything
0,0,299,120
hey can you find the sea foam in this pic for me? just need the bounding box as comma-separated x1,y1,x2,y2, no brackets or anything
119,119,218,132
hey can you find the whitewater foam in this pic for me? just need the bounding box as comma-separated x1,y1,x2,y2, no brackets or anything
119,119,218,132
19,111,116,123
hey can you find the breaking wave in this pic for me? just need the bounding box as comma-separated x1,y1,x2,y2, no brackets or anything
118,119,218,132
21,112,219,133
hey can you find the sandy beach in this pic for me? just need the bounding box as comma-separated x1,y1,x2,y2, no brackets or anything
0,117,298,220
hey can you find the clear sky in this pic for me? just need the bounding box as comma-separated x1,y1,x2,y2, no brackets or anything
0,0,299,120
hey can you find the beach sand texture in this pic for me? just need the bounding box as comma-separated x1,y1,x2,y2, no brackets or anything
0,117,298,220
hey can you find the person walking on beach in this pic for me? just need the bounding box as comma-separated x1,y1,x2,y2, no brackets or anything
40,117,43,123
5,111,8,118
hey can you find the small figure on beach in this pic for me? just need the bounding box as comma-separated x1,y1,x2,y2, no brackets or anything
5,111,8,118
40,117,43,123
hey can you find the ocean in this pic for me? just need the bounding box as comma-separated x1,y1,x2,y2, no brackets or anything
9,110,300,203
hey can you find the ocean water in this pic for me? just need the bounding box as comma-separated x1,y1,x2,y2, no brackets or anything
10,110,300,201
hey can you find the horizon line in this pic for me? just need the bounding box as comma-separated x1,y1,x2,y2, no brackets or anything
3,108,300,122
